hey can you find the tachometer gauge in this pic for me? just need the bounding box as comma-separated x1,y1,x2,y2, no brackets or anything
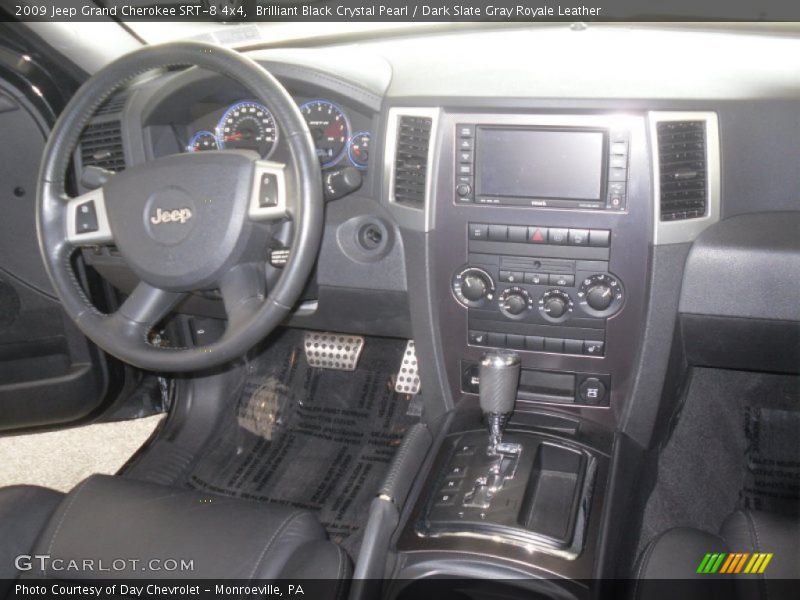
299,100,350,168
347,132,370,170
187,130,218,152
216,101,278,158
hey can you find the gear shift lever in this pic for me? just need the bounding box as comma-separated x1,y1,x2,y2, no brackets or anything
479,351,521,454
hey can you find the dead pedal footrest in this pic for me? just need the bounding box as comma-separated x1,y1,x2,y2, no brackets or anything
303,332,365,371
395,340,421,395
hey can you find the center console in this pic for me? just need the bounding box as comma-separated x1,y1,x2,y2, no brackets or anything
386,109,653,595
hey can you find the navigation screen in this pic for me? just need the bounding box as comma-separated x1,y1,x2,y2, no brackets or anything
476,127,605,201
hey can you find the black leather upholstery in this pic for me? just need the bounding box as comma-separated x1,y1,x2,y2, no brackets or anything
637,509,799,599
0,485,63,579
720,510,800,580
24,475,349,581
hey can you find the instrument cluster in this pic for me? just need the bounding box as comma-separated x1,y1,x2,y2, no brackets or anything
184,98,371,171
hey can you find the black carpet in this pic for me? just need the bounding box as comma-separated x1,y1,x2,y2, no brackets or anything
637,368,800,559
187,329,420,556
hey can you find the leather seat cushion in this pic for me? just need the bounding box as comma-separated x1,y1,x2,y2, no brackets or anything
720,510,800,579
27,474,343,580
0,485,64,579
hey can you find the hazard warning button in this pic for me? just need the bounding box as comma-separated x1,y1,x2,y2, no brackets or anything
527,226,548,244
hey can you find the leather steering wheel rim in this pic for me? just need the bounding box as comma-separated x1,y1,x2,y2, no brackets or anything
36,42,323,372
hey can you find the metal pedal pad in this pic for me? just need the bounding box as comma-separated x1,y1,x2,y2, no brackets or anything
395,340,421,395
303,332,364,371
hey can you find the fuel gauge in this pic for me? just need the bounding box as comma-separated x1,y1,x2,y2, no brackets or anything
347,131,370,170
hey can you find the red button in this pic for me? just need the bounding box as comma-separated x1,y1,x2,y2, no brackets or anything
528,227,548,243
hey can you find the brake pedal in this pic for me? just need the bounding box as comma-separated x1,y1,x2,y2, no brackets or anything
303,332,364,371
395,340,421,395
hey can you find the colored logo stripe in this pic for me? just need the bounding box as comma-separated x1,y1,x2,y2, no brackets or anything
698,553,773,574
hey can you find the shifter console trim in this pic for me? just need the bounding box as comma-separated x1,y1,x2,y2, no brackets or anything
417,430,596,560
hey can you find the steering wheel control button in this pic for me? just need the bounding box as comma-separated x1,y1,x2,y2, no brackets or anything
249,161,288,220
259,173,279,207
584,341,606,356
578,377,607,405
76,200,99,233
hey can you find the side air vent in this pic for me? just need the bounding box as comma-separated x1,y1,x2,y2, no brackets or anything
80,121,125,172
656,120,707,221
393,115,433,207
95,92,127,116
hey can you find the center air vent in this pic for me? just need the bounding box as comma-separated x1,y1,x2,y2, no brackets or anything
656,120,707,221
393,115,433,207
95,92,127,116
79,121,125,172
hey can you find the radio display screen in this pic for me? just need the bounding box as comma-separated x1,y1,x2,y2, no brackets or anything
476,127,605,201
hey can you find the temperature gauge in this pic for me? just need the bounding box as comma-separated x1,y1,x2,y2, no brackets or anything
187,130,218,152
347,131,371,170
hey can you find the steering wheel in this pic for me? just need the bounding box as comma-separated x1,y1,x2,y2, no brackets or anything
36,42,323,372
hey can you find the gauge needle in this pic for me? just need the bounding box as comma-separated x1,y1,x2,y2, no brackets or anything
224,132,243,141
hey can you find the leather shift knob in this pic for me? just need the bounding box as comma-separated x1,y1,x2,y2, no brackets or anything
479,351,520,415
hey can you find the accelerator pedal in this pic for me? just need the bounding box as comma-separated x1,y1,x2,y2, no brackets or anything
395,340,421,396
303,331,365,371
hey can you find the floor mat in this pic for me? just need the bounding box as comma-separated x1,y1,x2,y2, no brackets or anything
187,329,420,556
741,407,800,516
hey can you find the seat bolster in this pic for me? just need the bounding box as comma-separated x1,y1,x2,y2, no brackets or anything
29,474,326,579
0,485,64,579
720,510,800,579
279,540,352,598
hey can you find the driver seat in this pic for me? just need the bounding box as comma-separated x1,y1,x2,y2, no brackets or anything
0,475,351,586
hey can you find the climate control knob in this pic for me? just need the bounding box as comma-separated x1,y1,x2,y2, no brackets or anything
452,267,495,308
539,289,573,322
498,287,532,319
578,274,624,316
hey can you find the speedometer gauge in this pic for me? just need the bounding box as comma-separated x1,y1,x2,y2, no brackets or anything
299,100,350,168
216,101,278,158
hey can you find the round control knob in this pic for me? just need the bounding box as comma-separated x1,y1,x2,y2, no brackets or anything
498,287,532,319
578,274,624,316
539,289,573,322
452,266,495,308
456,183,472,198
585,283,614,311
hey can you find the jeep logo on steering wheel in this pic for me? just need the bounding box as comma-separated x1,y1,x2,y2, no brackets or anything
150,207,193,225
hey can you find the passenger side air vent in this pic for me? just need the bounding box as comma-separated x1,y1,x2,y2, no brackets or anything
79,121,126,172
656,120,707,221
393,115,433,207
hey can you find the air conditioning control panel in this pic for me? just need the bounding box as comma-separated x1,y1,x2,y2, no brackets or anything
454,222,625,357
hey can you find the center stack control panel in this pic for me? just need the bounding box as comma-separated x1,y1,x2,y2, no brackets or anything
452,222,624,357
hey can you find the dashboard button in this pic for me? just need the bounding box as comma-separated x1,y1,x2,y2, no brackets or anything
468,223,488,240
527,226,548,244
458,138,474,151
610,142,628,155
564,339,583,355
583,341,605,356
524,273,546,285
589,229,611,247
525,336,544,351
578,377,607,405
458,164,472,176
499,270,523,283
507,225,527,243
608,167,627,182
548,228,569,245
549,274,575,287
468,330,488,345
610,155,627,169
506,334,525,350
569,229,589,245
458,125,475,138
459,151,472,163
544,338,564,353
487,332,506,347
488,225,508,241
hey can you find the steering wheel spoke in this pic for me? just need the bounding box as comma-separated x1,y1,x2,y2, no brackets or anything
112,281,185,342
65,188,114,246
248,161,292,222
